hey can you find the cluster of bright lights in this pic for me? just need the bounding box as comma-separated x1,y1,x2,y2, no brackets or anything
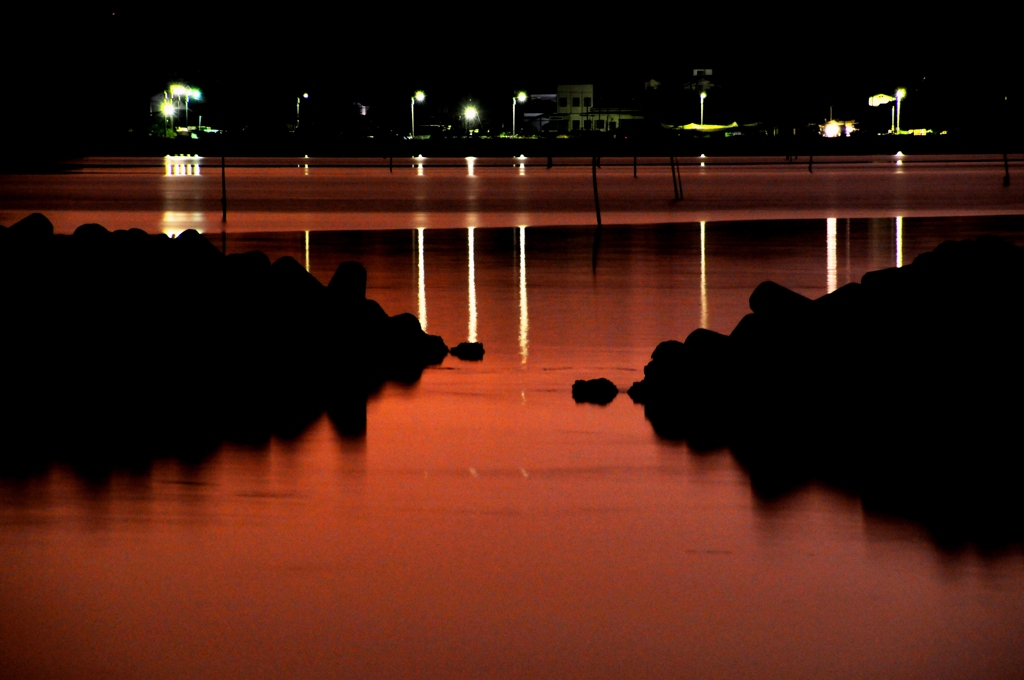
170,84,201,99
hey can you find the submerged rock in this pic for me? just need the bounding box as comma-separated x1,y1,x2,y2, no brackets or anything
450,342,485,361
572,378,619,405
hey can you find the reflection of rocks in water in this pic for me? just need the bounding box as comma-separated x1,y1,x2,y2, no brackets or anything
0,213,448,470
629,235,1024,548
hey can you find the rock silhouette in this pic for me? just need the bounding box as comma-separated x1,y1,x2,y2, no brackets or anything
450,341,485,360
0,213,449,469
629,235,1024,547
572,378,619,405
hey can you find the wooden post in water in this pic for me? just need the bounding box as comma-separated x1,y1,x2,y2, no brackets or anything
389,155,393,174
669,157,677,200
547,155,553,169
808,154,813,173
1004,153,1011,187
670,156,683,200
591,156,603,272
633,156,637,178
677,157,683,199
221,155,227,222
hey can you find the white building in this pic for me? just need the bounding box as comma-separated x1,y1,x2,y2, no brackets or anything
548,84,642,133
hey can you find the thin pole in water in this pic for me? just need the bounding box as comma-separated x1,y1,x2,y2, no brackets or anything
670,157,676,199
591,156,603,272
221,155,227,222
808,155,813,173
633,156,637,178
1004,153,1011,187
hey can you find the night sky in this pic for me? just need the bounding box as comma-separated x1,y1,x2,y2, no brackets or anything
4,8,1018,153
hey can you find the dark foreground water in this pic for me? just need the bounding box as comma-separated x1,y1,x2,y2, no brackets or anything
2,216,1024,679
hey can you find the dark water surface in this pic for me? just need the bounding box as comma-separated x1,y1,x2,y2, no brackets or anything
2,216,1024,679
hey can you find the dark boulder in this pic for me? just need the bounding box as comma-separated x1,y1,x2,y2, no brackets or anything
572,378,619,405
450,342,485,360
628,235,1024,546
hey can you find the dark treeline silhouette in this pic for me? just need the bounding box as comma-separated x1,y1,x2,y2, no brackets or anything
0,214,449,473
627,235,1024,549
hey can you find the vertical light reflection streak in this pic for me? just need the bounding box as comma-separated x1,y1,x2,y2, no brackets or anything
518,226,529,364
304,231,310,272
896,216,904,268
466,157,476,177
827,217,837,293
468,227,477,343
700,221,708,329
417,228,427,332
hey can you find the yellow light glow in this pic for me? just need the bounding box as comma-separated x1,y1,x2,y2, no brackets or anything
468,227,477,343
161,102,175,117
518,226,529,364
415,91,425,102
823,121,841,138
170,84,187,96
700,91,706,100
465,106,478,120
896,88,906,100
700,221,707,329
827,218,837,293
418,228,427,331
896,216,903,268
517,92,527,103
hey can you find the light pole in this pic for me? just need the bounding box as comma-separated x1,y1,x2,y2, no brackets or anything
895,88,905,134
411,91,425,138
464,106,478,138
700,91,707,126
296,92,308,130
161,100,175,136
512,91,526,137
171,84,200,129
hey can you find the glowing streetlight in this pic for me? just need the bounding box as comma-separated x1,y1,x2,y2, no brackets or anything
161,100,175,135
700,91,707,126
895,88,906,134
411,91,425,138
512,91,527,137
296,92,308,129
170,84,201,128
464,106,478,137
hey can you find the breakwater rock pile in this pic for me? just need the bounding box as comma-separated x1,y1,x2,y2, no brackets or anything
0,214,448,464
628,236,1024,545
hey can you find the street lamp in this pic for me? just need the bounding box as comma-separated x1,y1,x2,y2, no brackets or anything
895,88,906,134
512,91,527,137
170,84,200,129
464,106,478,137
161,100,175,135
411,91,425,138
700,91,707,126
296,92,308,130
